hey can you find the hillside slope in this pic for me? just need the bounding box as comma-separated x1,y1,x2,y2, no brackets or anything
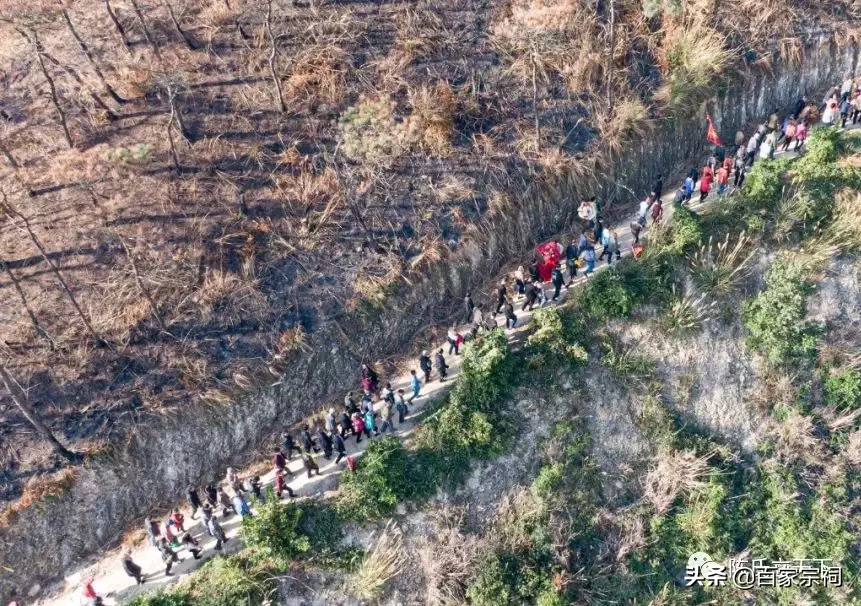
0,0,860,599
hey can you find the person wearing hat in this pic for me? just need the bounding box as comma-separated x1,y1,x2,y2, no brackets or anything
419,350,432,383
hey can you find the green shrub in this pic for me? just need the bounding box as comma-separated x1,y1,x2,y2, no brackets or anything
241,490,311,561
580,268,635,321
181,554,277,606
338,97,409,166
467,550,556,606
415,329,517,487
743,255,817,366
579,254,675,323
665,204,703,254
338,437,413,520
531,463,564,499
526,307,589,369
740,157,789,213
824,369,861,410
127,592,190,606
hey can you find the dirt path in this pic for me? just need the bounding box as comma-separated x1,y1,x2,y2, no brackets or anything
36,119,830,606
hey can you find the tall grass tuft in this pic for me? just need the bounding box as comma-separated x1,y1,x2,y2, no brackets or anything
689,231,757,295
655,21,733,117
661,288,716,335
351,521,406,600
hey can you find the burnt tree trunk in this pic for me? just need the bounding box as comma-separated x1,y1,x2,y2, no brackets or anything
121,238,169,333
25,30,73,148
0,363,80,462
163,1,199,50
1,197,106,346
129,0,163,62
265,0,286,113
41,51,118,121
59,7,127,104
607,0,615,110
0,257,55,348
166,99,182,171
104,0,133,54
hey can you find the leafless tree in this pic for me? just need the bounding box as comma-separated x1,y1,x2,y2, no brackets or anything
607,0,616,109
1,194,106,346
103,0,132,53
58,5,127,104
225,0,250,40
129,0,163,62
0,362,80,462
0,256,55,348
120,237,169,333
21,28,74,148
157,76,190,170
163,0,198,50
40,50,118,121
265,0,286,113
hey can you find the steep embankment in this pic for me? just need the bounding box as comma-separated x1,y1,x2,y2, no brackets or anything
0,38,857,601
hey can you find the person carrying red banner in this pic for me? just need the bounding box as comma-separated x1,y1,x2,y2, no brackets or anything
706,113,722,146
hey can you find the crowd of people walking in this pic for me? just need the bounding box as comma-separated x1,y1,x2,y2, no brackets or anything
60,74,861,606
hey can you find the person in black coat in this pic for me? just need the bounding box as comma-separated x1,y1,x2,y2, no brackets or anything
419,350,432,382
523,282,539,311
281,430,297,460
333,432,347,464
503,298,517,329
186,485,202,519
551,267,565,301
121,551,144,585
300,425,318,453
464,293,475,323
339,408,352,437
565,241,578,285
494,280,507,314
317,427,333,459
204,483,218,509
529,262,540,282
435,349,449,381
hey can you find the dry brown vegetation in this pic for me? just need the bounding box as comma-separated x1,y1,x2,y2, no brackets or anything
0,0,856,512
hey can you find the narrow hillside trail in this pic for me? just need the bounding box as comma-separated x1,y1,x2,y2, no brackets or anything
36,111,846,606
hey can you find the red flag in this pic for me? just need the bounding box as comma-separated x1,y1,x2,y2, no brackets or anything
706,113,722,146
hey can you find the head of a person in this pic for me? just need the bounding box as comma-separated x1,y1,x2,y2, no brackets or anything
422,349,428,356
410,369,416,375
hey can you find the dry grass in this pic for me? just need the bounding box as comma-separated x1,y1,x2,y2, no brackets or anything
842,429,861,466
276,326,310,357
492,0,604,94
284,45,350,106
351,520,406,601
408,82,457,155
0,467,77,528
655,20,734,116
417,507,480,606
822,189,861,253
194,270,272,327
771,408,821,464
594,98,652,157
642,449,713,514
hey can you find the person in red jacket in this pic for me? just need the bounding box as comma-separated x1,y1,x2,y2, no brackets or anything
351,413,365,445
700,164,714,202
170,509,185,532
